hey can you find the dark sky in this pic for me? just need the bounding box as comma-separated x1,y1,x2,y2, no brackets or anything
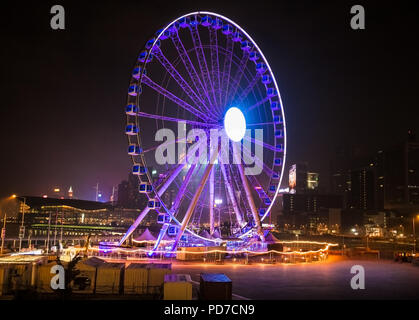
1,0,418,200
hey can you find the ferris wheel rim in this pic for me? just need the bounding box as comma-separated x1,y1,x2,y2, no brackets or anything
124,11,287,245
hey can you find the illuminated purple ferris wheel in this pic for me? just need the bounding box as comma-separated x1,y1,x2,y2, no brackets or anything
119,12,287,252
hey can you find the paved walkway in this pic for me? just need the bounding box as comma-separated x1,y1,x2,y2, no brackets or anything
172,257,419,299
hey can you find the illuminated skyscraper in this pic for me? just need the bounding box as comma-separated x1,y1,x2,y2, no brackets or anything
289,163,319,194
307,172,319,191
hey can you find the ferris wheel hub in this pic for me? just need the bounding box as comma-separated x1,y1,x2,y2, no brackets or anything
224,107,246,142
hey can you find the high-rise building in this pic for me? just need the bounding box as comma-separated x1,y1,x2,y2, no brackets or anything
382,132,419,206
68,186,73,199
345,131,419,210
117,167,160,209
354,131,419,209
307,172,319,191
117,173,146,209
282,193,343,214
289,163,319,194
329,145,368,208
350,167,375,210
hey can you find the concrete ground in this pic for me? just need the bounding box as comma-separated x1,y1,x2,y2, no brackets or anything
171,256,419,300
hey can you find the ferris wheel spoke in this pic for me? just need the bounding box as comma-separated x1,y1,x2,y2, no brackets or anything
209,27,223,113
247,121,274,127
209,166,215,235
221,36,234,108
235,73,261,105
151,47,212,118
141,137,186,154
137,111,220,128
236,144,274,198
229,163,252,222
170,148,219,251
228,143,257,217
220,161,244,227
243,135,282,153
226,51,250,107
171,164,197,215
189,25,218,109
248,96,271,111
170,31,214,115
232,143,264,240
142,75,209,121
240,142,275,180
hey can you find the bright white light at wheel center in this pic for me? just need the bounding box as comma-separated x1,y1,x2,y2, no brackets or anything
224,107,246,142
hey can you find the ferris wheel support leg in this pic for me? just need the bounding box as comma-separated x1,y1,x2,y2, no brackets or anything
209,166,215,235
220,162,244,227
171,149,219,251
232,143,265,241
118,163,186,246
151,163,197,253
152,223,170,253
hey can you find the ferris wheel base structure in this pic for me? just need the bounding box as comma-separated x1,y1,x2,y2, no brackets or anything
119,12,287,254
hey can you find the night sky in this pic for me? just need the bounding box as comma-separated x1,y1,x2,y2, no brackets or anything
1,0,418,200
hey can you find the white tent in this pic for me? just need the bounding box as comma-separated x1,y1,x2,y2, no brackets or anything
134,228,156,242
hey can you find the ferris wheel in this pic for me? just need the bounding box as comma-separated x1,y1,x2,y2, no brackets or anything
119,12,287,252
